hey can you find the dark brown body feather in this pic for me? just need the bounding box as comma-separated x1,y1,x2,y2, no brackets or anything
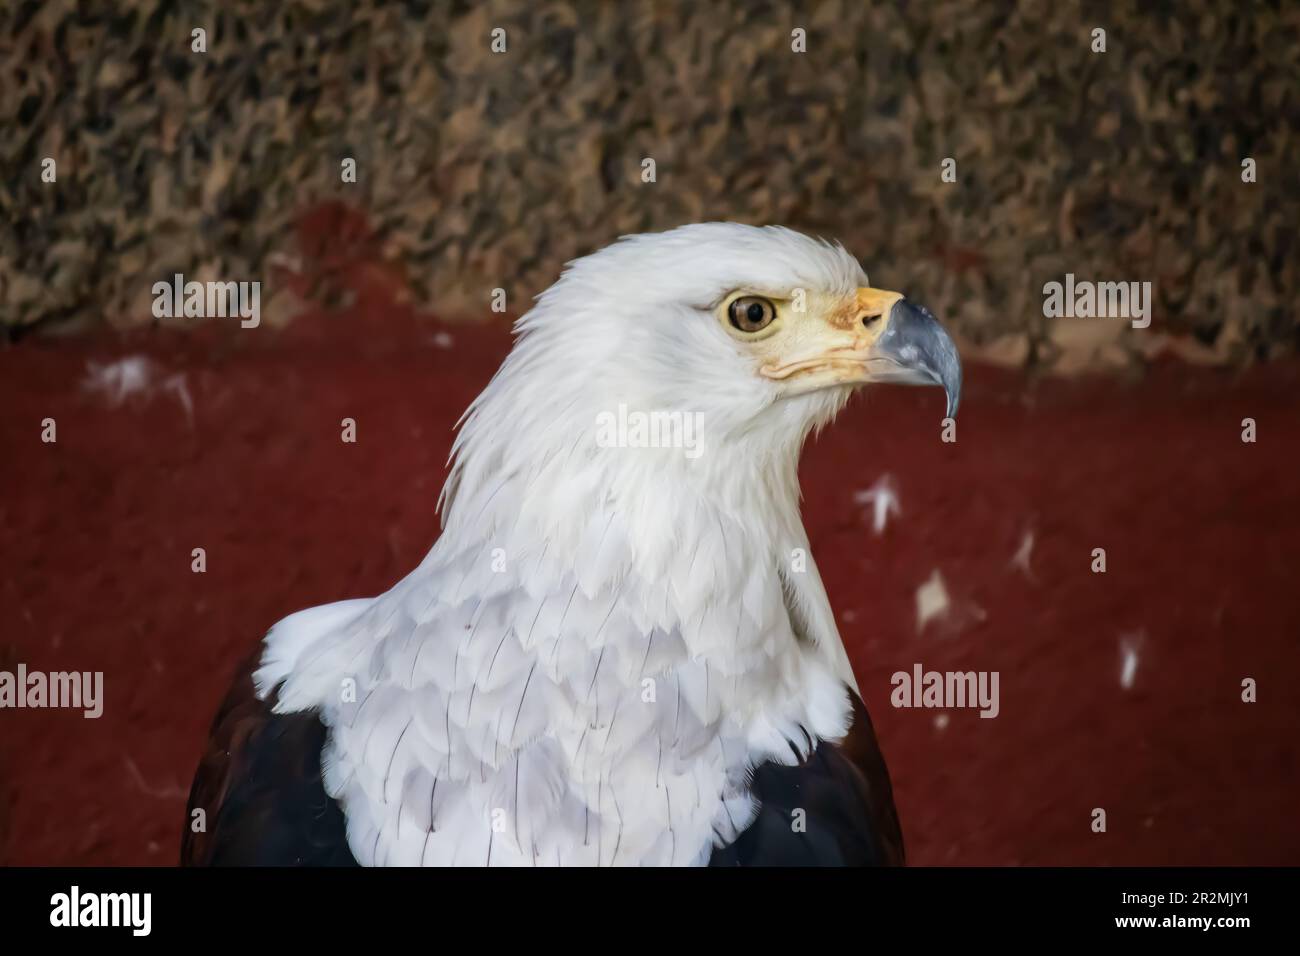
182,649,356,866
183,650,904,867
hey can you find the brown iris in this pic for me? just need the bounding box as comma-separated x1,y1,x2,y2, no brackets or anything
727,296,776,333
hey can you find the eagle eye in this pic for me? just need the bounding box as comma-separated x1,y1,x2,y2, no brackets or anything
727,296,777,334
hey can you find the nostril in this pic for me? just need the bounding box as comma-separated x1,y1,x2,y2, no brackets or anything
862,312,881,328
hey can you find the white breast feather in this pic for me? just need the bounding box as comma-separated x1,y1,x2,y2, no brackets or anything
257,513,852,866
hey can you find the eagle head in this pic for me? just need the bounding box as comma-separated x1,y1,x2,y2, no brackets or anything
442,223,960,537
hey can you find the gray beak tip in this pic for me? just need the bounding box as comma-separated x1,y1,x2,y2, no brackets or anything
940,351,963,421
876,299,963,422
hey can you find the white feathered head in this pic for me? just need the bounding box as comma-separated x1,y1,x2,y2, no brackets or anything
437,223,960,588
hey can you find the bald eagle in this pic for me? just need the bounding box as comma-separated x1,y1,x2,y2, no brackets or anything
182,223,961,867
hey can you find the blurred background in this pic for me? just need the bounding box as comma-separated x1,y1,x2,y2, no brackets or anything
1,0,1298,865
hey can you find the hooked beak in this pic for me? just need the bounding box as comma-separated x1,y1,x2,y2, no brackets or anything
757,287,963,418
867,297,963,418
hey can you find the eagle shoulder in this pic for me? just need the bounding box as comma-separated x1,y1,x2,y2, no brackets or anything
709,689,904,866
181,649,357,867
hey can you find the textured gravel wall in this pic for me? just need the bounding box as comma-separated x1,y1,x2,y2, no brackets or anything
3,0,1297,366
